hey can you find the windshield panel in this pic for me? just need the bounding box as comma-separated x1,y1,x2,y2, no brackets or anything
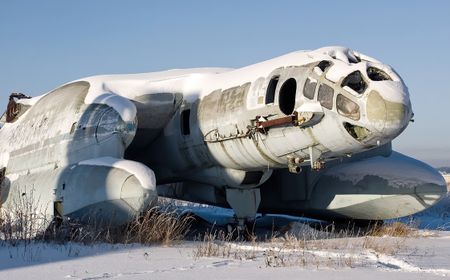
303,78,317,100
337,94,360,120
341,71,367,94
367,67,392,81
318,84,334,110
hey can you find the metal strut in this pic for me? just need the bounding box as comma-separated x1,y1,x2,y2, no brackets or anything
225,188,261,230
255,112,305,134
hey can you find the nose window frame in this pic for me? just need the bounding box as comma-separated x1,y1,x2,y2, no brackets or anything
367,67,392,81
265,76,279,104
303,77,317,100
336,94,360,121
341,71,367,95
317,83,334,110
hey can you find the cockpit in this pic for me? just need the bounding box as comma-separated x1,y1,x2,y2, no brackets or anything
303,61,364,121
301,48,411,145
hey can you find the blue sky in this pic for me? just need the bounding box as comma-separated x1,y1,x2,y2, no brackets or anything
1,0,449,166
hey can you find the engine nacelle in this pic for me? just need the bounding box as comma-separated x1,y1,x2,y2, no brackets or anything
59,157,157,225
1,157,157,227
258,151,447,221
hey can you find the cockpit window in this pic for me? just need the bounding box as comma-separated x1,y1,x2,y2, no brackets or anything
265,76,279,104
313,60,332,76
317,60,332,72
318,84,334,110
303,78,316,100
367,67,392,81
337,94,360,120
341,71,367,94
349,54,361,63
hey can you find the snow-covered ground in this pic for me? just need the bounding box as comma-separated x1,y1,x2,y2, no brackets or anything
1,231,450,279
1,192,450,279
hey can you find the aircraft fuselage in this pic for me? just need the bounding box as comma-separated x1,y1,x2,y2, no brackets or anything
0,46,445,228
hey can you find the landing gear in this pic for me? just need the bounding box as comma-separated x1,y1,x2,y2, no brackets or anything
309,146,325,171
225,220,256,240
225,187,260,239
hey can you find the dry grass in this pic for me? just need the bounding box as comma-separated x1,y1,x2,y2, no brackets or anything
360,236,406,255
1,197,193,246
0,188,50,245
193,230,257,260
123,207,193,245
193,221,419,268
366,221,417,237
0,199,193,262
1,192,421,268
51,207,193,245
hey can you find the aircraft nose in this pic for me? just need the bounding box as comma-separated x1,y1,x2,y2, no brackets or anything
366,89,412,140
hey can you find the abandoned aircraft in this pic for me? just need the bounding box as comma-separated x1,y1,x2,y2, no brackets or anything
0,46,446,230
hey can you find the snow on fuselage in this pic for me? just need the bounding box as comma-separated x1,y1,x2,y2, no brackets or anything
0,46,427,225
60,47,413,180
0,82,157,227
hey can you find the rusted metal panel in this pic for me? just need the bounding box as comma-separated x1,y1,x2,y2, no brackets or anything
255,112,305,133
6,93,31,123
6,100,19,122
